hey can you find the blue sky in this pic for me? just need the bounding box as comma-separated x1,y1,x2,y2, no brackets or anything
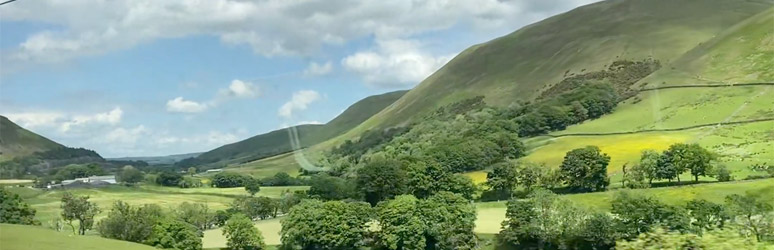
0,0,597,157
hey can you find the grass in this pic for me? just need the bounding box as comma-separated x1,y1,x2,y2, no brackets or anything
203,218,283,248
472,178,774,234
7,185,308,228
0,223,157,250
224,151,303,178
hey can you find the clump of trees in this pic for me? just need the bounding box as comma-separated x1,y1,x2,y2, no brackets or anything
117,165,145,185
499,188,774,249
0,187,39,225
211,172,252,188
625,143,717,188
280,200,372,249
559,146,610,192
97,201,207,250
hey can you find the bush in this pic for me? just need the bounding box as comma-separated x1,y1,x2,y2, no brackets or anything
713,165,733,182
156,171,183,187
97,201,163,243
0,187,39,225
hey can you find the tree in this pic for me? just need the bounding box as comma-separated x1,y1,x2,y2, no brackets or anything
231,197,277,220
244,177,261,196
307,174,358,201
212,172,250,188
611,191,690,238
499,189,587,249
61,192,101,235
636,150,660,185
356,158,407,206
486,162,519,198
515,162,547,192
725,190,774,241
0,187,39,225
376,192,477,250
405,160,474,200
278,192,303,214
146,218,202,250
224,213,265,250
686,199,729,236
117,165,144,185
559,146,610,191
187,167,197,176
97,201,163,243
660,143,690,183
280,200,372,249
176,202,215,232
685,144,715,182
156,171,183,187
617,227,766,250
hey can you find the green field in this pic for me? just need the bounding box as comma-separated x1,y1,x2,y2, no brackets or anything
0,224,156,250
7,185,308,227
473,178,774,234
203,217,283,248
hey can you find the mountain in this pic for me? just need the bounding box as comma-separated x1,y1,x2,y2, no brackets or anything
0,115,64,160
330,0,774,145
189,90,408,167
107,152,202,165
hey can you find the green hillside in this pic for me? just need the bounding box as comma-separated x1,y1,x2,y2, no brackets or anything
519,8,774,182
640,7,774,86
192,90,407,168
328,0,773,147
0,115,63,160
0,224,157,250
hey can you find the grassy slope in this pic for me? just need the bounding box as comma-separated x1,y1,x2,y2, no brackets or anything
474,178,774,234
639,7,774,86
0,115,63,160
518,10,774,182
0,224,157,250
196,90,407,168
321,0,774,152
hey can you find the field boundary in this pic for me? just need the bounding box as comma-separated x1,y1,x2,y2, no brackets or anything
640,82,774,91
547,117,774,138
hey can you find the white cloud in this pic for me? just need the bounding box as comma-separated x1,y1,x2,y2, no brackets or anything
342,39,455,87
60,107,123,132
103,125,148,144
218,79,260,99
5,112,65,128
166,97,208,113
278,90,322,118
303,61,333,76
1,0,599,68
167,79,260,113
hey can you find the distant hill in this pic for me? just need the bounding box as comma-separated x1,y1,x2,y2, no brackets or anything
0,115,63,160
330,0,774,145
188,90,408,167
107,152,202,165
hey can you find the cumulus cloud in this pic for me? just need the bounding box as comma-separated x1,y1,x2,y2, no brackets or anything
278,90,322,118
4,112,65,128
1,0,599,68
342,39,455,87
166,79,260,113
166,97,209,113
303,61,333,76
60,107,123,132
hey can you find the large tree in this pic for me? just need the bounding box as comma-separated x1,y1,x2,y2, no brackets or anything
61,192,100,235
97,201,164,243
725,190,774,241
611,191,690,238
559,146,610,191
376,192,477,250
145,218,202,250
117,165,144,185
223,213,265,250
0,187,39,225
280,200,372,249
356,158,407,206
486,161,519,198
244,177,261,196
175,202,215,232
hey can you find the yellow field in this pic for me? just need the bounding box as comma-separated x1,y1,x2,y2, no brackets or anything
522,132,690,174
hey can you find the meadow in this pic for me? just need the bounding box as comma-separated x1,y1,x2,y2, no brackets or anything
8,185,308,227
0,224,157,250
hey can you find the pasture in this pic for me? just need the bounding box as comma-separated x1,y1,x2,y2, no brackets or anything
0,224,156,250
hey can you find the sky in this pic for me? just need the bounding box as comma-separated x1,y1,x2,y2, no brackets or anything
0,0,598,158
